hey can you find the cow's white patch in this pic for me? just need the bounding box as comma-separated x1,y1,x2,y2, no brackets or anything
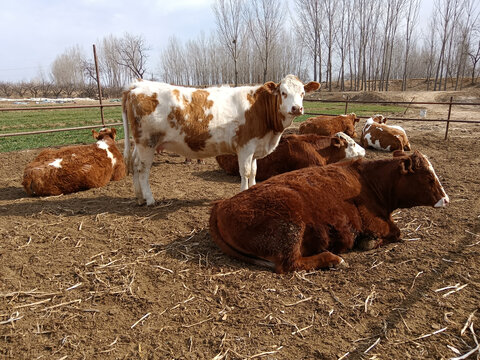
97,140,116,166
424,156,449,207
335,132,365,159
388,124,406,134
364,133,390,151
48,158,63,168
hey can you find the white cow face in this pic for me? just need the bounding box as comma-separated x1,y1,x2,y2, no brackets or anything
267,75,320,117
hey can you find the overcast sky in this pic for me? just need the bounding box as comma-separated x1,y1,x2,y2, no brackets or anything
1,0,435,83
0,0,216,82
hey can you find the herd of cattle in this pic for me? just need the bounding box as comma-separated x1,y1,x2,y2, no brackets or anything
21,75,449,273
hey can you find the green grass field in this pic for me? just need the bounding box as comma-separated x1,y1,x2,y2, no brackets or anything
0,101,405,153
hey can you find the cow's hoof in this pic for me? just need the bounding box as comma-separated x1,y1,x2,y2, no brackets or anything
334,258,348,268
357,239,378,251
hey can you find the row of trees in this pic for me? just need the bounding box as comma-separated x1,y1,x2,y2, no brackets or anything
1,0,480,99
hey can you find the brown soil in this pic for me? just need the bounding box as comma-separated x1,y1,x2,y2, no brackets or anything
1,96,480,360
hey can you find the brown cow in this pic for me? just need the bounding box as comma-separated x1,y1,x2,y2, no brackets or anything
22,128,126,196
361,115,411,151
215,132,365,180
299,113,359,138
209,150,449,273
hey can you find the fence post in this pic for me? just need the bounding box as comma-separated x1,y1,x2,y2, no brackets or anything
93,44,105,127
344,96,349,114
444,96,453,140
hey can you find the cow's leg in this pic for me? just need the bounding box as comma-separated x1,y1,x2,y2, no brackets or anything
359,215,401,250
132,145,156,206
248,158,257,187
131,147,143,202
237,151,254,191
289,251,346,272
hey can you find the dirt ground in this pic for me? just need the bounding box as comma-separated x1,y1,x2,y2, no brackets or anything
1,91,479,360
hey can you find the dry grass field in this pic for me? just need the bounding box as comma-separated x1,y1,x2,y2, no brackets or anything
1,89,479,359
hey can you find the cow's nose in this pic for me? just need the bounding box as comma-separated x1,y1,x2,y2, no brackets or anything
292,106,303,114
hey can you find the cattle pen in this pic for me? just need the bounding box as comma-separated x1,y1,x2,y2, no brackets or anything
1,89,480,359
1,95,480,145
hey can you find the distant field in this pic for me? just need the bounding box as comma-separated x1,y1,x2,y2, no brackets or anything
0,101,405,152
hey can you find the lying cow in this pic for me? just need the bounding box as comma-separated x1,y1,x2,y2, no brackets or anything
215,132,365,180
299,113,359,138
123,75,320,205
361,115,411,151
209,150,449,273
22,128,126,196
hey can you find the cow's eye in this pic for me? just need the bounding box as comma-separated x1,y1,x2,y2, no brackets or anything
281,92,287,97
301,92,305,97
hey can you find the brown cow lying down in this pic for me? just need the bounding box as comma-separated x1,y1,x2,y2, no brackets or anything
361,114,411,151
22,128,126,196
209,150,449,273
215,132,365,181
299,113,359,138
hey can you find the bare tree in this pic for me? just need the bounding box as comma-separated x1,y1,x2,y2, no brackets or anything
320,0,336,91
51,45,86,93
294,0,322,82
469,38,480,84
401,0,420,91
247,0,285,82
116,33,150,79
213,0,247,86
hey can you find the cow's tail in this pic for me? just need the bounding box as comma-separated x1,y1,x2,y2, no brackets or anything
209,201,275,271
122,95,133,175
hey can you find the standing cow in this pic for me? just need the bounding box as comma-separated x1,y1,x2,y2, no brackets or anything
122,75,320,205
209,151,449,273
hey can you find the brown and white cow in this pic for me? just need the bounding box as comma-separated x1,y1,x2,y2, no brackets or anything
215,132,365,180
122,75,320,205
361,115,411,151
298,113,359,138
209,150,449,273
22,128,126,196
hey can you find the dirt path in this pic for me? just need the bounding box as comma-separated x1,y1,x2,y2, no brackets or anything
1,105,479,359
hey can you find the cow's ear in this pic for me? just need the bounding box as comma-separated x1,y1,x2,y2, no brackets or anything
110,128,117,139
399,157,413,175
331,137,342,148
304,81,320,93
354,117,360,124
264,81,278,94
92,130,99,139
382,117,388,124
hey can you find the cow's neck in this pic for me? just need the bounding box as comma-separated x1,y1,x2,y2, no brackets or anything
358,158,403,214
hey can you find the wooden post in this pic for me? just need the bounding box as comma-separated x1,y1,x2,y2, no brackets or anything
344,96,349,114
93,44,105,127
444,96,453,140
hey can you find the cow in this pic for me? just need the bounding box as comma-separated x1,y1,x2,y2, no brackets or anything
122,75,320,205
209,150,449,273
22,128,126,196
299,113,359,138
361,115,411,151
215,132,365,180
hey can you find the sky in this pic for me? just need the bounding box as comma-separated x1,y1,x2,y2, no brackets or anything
0,0,216,82
0,0,435,83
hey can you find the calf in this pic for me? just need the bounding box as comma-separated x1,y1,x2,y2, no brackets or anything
215,132,365,180
209,150,449,273
22,128,126,196
361,115,411,151
299,113,359,138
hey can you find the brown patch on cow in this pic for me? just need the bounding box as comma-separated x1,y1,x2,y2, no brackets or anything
236,85,285,148
167,90,214,152
172,89,180,102
122,91,159,142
